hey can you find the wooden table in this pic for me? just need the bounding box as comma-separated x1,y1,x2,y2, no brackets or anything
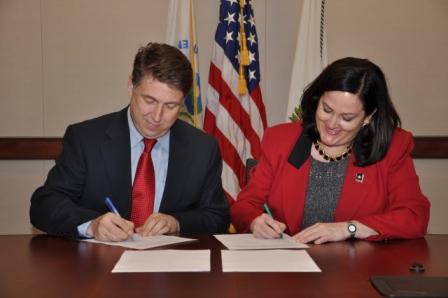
0,234,447,298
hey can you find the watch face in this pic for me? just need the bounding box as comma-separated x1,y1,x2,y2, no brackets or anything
348,224,356,233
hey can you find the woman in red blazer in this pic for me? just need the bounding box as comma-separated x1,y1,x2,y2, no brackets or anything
231,57,430,244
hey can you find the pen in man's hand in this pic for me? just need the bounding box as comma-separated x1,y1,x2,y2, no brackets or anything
105,197,121,217
105,196,136,239
263,203,283,238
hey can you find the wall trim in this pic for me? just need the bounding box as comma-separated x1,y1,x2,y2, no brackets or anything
411,136,448,158
0,138,62,160
0,136,447,160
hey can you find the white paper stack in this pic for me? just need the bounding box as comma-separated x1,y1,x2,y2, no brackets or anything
112,249,210,273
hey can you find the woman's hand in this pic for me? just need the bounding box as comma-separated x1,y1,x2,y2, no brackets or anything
250,213,286,239
293,221,378,244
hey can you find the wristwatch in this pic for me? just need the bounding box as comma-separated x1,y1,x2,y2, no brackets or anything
347,222,357,239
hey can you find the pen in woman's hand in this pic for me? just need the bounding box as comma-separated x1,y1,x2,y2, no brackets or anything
263,203,283,238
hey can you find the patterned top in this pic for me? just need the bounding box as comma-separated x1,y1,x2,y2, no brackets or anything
301,157,349,230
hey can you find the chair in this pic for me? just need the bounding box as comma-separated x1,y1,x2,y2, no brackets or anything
245,158,258,185
227,158,259,234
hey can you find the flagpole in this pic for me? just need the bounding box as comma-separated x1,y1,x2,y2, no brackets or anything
189,0,199,127
285,0,328,121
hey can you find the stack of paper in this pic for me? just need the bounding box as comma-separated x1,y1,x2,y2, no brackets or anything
112,250,210,272
105,233,321,273
221,249,321,272
84,234,195,250
214,233,308,250
215,233,320,272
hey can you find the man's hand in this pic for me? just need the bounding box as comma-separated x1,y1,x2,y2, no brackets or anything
87,213,134,242
135,213,179,236
250,213,286,239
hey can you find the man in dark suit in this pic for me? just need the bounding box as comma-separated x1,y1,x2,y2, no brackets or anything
30,43,229,241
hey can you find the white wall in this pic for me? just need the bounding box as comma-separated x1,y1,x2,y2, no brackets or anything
0,0,447,234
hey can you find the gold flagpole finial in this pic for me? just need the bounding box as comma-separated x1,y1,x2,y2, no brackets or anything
239,0,249,66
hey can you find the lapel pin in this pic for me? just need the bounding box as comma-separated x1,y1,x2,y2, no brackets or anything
355,173,364,183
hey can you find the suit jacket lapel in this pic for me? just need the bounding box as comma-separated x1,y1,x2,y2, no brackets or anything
101,108,133,218
160,120,189,211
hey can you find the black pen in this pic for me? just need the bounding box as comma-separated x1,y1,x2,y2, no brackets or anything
263,203,283,239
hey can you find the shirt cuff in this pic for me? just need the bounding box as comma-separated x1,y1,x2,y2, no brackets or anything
77,220,93,238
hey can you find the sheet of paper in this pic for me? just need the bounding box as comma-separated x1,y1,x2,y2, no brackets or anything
214,233,308,250
84,234,196,250
221,249,321,272
112,250,210,272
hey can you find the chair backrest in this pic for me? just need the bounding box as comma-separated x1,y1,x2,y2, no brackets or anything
245,158,259,185
228,158,258,234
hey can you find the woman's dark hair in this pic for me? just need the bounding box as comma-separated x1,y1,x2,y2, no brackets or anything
132,42,193,96
300,57,401,166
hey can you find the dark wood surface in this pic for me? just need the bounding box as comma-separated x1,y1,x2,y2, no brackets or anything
0,137,62,159
0,234,447,298
411,136,448,158
1,136,448,159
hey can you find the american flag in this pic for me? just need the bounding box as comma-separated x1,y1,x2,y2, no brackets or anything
204,0,267,203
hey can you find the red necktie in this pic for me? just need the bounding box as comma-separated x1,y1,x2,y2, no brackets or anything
131,138,157,228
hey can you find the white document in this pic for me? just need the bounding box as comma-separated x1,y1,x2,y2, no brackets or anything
214,233,308,250
221,249,321,272
112,250,210,272
84,234,195,250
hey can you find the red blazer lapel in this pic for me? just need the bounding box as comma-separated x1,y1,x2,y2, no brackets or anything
283,159,311,235
277,125,312,235
276,160,310,235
